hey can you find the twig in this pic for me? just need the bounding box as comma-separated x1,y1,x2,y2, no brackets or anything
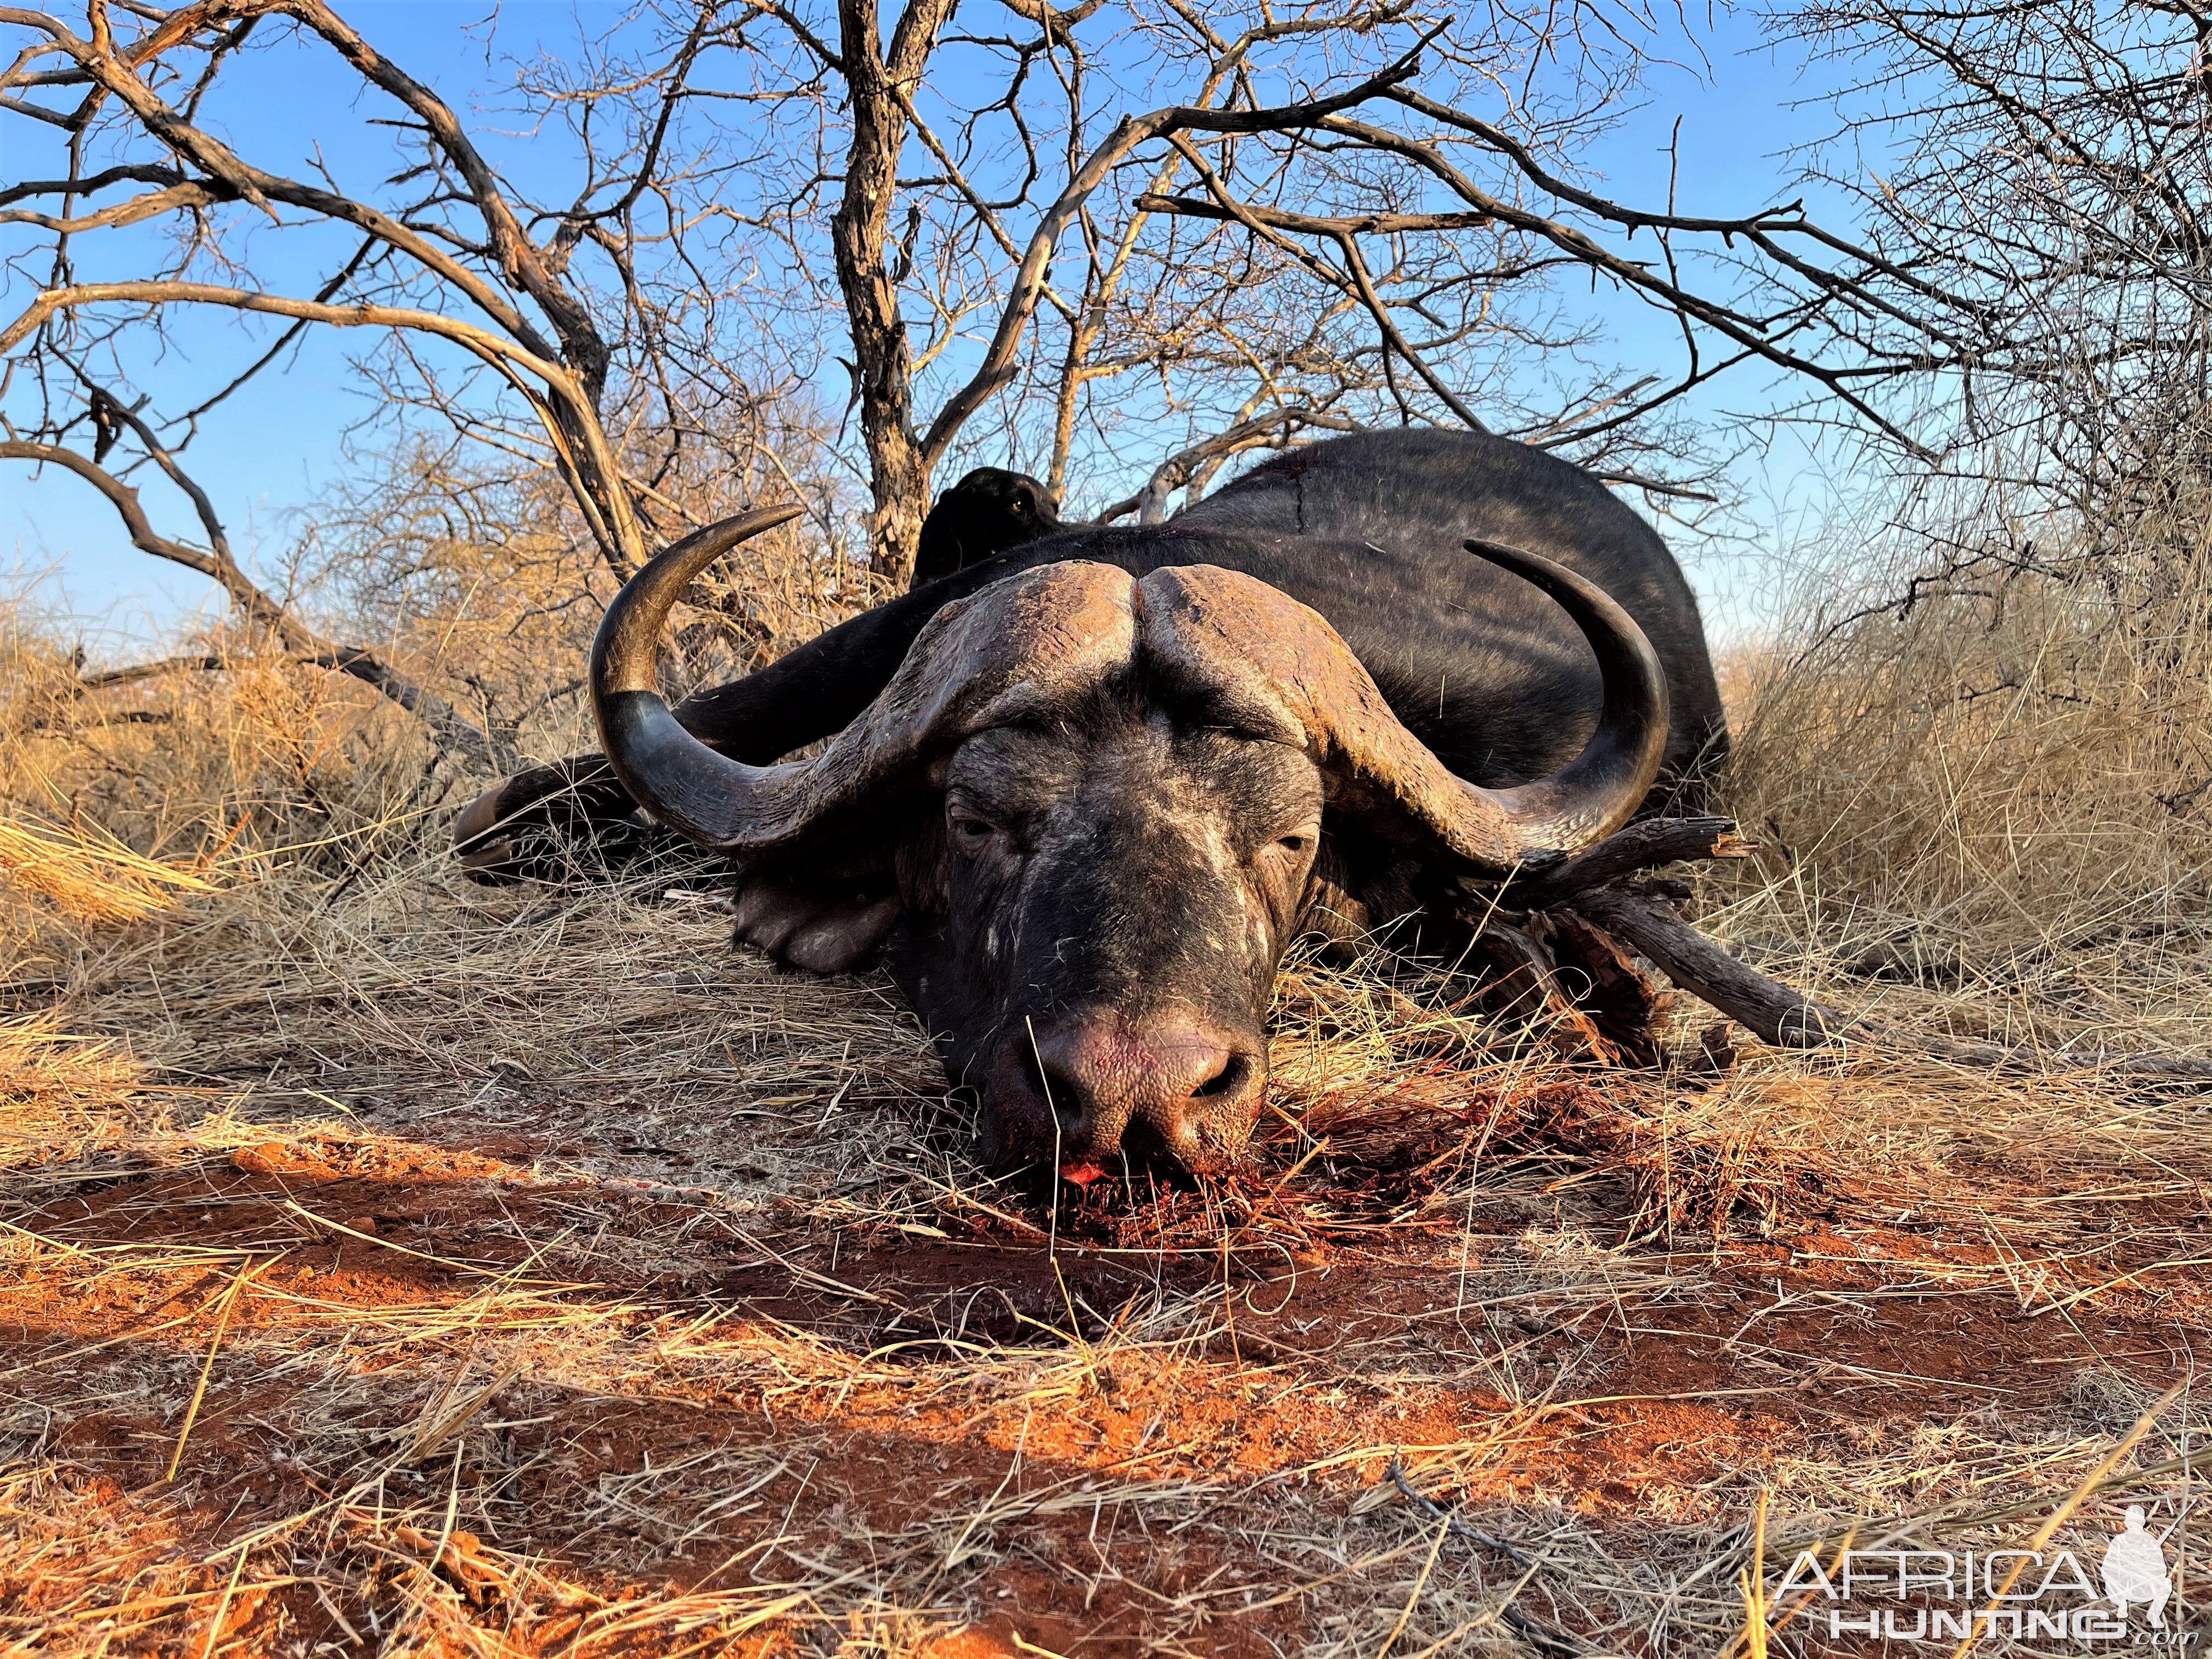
1384,1459,1532,1565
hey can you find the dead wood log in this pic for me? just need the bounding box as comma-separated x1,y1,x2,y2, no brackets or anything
1463,921,1618,1062
1503,815,1754,909
1446,819,2212,1081
1534,909,1674,1068
1454,816,1736,1065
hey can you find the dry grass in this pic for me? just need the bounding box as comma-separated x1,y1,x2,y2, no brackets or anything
2,845,2207,1655
0,806,221,919
1714,546,2212,1061
2,519,2209,1654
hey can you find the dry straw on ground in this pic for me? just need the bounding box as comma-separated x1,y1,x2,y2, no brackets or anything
1,541,2208,1655
0,813,217,927
1718,542,2212,1053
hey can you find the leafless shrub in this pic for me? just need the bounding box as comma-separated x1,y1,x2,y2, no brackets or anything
1780,0,2212,571
2,0,1986,778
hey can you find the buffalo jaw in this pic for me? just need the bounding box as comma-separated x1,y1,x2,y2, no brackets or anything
731,867,900,974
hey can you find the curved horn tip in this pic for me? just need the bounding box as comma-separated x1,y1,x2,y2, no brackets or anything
596,503,808,699
1455,535,1671,854
589,502,811,845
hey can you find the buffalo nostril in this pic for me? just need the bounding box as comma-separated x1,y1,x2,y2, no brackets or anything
1118,1112,1170,1165
1190,1051,1251,1100
1020,1044,1085,1130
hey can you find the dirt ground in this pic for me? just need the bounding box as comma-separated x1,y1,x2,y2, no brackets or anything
3,874,2209,1656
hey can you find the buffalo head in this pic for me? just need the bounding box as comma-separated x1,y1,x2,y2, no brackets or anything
585,507,1668,1182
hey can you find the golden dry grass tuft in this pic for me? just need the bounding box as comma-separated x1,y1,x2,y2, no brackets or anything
0,815,220,927
1714,547,2212,1061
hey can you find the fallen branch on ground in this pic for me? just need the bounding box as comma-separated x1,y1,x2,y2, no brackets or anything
1477,818,2212,1081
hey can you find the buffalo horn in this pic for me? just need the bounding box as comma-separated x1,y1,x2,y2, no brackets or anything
591,513,1138,850
1137,544,1667,868
595,516,1665,870
1455,537,1672,853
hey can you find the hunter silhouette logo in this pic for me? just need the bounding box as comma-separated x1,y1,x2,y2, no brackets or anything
2104,1506,2176,1628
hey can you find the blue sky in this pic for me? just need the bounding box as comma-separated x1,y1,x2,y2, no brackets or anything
3,0,1871,656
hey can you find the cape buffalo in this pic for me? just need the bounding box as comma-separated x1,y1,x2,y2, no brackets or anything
456,431,1727,1182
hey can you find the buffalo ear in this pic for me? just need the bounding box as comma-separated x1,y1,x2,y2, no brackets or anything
733,868,901,973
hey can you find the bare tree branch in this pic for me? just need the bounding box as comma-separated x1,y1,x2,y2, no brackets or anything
1093,404,1359,523
1132,193,1493,237
78,654,230,690
919,26,1441,472
0,435,514,770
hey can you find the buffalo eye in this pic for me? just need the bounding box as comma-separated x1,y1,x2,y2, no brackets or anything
1274,832,1312,856
949,814,1000,850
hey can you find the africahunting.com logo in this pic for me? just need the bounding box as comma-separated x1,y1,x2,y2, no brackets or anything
1781,1505,2194,1645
